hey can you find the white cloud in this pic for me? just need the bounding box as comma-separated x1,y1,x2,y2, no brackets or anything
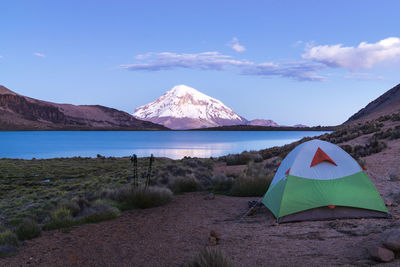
120,51,324,81
302,37,400,71
227,37,246,52
293,40,303,47
34,52,46,58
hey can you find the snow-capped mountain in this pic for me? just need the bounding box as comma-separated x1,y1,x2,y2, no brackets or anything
133,84,247,129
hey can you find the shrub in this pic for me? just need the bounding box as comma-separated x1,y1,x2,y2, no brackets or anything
389,174,400,181
249,153,263,163
184,247,233,267
230,175,271,197
231,162,272,197
16,219,42,240
104,185,173,210
0,244,18,258
225,153,251,166
46,206,74,229
78,200,120,223
170,177,203,193
340,144,353,154
390,127,400,140
0,230,18,247
211,174,234,192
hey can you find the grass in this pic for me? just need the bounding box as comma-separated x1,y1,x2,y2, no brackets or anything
45,206,74,230
102,185,173,210
184,247,233,267
0,156,194,227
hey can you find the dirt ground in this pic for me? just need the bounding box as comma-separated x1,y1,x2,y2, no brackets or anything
1,190,399,267
2,140,400,266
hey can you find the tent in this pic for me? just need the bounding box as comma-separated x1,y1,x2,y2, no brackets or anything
262,139,388,223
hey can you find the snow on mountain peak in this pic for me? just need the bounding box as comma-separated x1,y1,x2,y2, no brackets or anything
133,84,247,129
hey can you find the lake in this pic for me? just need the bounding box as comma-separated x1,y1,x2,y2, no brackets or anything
0,131,329,159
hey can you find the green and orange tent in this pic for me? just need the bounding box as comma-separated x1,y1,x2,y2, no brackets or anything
262,139,388,223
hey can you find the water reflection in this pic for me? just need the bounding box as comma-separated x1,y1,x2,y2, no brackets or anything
0,131,328,159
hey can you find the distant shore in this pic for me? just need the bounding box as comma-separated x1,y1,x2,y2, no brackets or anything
0,125,336,132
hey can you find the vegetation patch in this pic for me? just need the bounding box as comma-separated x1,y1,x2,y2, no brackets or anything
102,185,173,210
45,206,74,230
211,174,234,193
170,176,203,193
0,230,18,247
184,247,233,267
230,162,273,197
15,219,41,241
77,200,120,224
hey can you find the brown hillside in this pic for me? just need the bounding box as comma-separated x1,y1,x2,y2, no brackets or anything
346,83,400,123
0,85,168,130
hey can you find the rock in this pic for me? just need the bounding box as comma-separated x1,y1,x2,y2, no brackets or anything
210,230,221,241
208,230,221,246
368,246,395,262
204,193,215,200
383,230,400,251
208,236,218,246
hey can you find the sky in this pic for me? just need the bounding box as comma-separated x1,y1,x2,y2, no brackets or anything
1,0,400,126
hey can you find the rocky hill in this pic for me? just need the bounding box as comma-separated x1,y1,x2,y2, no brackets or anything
0,85,168,130
346,83,400,123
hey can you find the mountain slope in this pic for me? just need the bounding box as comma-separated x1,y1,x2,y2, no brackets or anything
0,85,167,130
346,83,400,123
246,119,278,127
133,84,247,129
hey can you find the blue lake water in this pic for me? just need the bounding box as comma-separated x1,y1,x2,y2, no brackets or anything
0,131,328,159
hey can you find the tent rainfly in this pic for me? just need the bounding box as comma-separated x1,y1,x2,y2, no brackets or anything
262,139,388,223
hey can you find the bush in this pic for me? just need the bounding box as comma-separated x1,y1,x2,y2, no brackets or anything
0,244,18,258
211,174,234,192
78,200,120,223
16,219,42,240
57,199,81,217
225,153,251,166
230,162,272,197
231,175,271,197
104,185,173,210
170,177,203,193
46,206,74,229
184,247,233,267
0,230,18,247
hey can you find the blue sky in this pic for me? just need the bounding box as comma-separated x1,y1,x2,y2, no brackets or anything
1,0,400,126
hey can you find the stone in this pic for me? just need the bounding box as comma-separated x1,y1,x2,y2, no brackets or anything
383,230,400,252
208,236,218,246
368,246,395,262
210,230,221,241
204,193,215,200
